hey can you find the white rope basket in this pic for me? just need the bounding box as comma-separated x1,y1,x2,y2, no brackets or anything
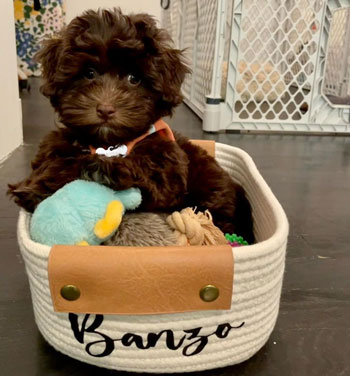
17,143,288,373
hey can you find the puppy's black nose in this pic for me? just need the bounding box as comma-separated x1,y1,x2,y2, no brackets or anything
96,104,116,119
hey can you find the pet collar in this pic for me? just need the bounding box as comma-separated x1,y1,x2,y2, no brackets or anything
89,119,175,157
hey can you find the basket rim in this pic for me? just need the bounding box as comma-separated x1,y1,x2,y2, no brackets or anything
18,143,288,262
215,143,289,260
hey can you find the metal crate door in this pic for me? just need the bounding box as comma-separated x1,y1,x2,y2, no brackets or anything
223,0,350,132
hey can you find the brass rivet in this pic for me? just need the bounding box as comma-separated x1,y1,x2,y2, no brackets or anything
60,285,81,301
199,285,219,302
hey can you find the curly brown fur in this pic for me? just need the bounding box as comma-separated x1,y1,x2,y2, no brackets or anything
8,8,254,243
36,9,187,144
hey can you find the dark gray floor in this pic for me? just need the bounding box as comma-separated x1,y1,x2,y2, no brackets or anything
1,78,350,375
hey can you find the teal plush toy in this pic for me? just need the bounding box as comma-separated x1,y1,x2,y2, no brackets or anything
30,180,142,246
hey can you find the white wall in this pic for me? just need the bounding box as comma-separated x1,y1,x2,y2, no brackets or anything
0,1,23,162
65,0,161,24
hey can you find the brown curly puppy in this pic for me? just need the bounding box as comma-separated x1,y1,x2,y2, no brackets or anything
8,8,254,243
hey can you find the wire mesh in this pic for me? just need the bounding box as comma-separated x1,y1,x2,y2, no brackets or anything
323,7,350,98
228,0,325,123
221,0,234,99
161,0,350,132
181,0,198,100
161,0,183,48
161,0,218,114
192,0,218,110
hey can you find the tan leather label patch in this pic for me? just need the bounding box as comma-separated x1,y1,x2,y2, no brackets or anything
48,245,233,315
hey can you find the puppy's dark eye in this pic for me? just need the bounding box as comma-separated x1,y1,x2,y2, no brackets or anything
127,74,141,86
84,68,97,80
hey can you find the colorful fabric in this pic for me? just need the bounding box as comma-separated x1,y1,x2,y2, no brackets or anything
14,0,66,76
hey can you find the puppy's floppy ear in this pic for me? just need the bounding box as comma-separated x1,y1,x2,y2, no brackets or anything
130,14,190,115
158,48,190,113
35,35,63,99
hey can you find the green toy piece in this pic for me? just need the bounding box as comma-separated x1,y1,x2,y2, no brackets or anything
225,233,249,247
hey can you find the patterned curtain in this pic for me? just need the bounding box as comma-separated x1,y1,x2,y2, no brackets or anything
14,0,66,77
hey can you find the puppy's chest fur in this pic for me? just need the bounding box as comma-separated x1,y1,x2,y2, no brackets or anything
78,131,191,210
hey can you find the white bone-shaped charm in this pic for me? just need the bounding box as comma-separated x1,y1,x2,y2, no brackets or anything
95,145,128,158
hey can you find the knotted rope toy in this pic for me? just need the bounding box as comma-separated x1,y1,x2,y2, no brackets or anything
166,208,228,246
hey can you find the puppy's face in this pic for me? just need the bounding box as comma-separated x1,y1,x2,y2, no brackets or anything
37,9,189,144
